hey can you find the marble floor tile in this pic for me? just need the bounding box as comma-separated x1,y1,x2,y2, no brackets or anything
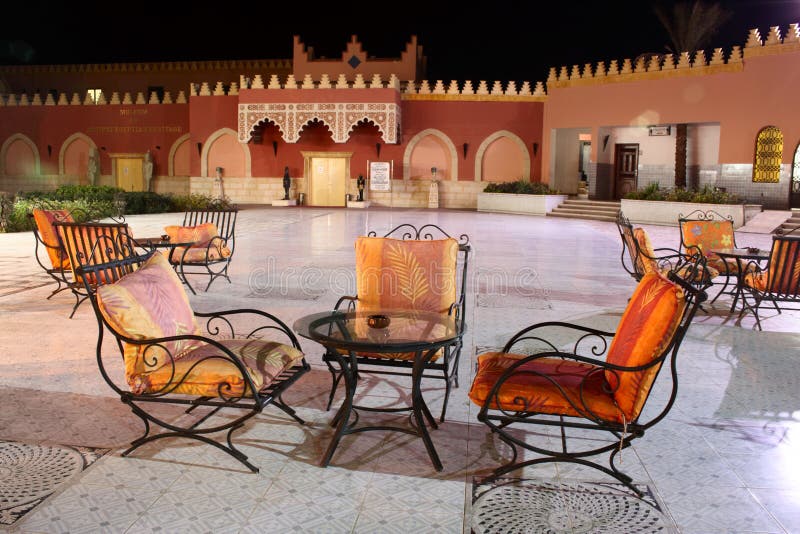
3,208,799,533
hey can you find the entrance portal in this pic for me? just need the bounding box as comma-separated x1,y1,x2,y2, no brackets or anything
791,143,800,209
613,144,639,199
309,157,347,207
113,155,145,191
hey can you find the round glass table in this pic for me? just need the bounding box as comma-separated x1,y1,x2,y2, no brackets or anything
294,309,459,471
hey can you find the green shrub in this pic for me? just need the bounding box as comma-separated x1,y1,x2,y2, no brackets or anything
625,184,741,204
5,198,116,232
483,180,558,195
122,192,175,214
170,194,233,211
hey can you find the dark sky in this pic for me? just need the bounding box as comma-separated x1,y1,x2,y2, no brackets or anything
2,0,798,83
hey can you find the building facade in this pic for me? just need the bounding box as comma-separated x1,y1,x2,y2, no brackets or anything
1,28,798,209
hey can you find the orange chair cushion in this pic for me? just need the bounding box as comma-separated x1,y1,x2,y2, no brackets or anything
605,272,686,419
681,220,737,274
32,208,73,270
96,252,202,390
164,222,232,264
354,236,458,314
132,339,304,397
468,352,624,422
744,240,800,293
632,227,659,275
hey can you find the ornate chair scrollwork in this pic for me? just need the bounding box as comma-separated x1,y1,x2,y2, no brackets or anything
469,255,706,496
163,207,238,294
74,247,309,472
324,223,471,422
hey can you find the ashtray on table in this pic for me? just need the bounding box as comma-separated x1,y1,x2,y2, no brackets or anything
747,247,760,253
367,314,391,329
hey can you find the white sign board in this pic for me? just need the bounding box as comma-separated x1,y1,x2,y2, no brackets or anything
369,161,391,191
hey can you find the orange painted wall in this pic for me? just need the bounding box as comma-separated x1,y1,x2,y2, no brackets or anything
63,138,91,176
208,133,246,177
483,137,526,182
5,140,36,175
541,50,800,181
189,96,239,176
172,139,191,176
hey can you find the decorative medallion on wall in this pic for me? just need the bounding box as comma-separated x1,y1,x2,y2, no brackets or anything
238,102,399,144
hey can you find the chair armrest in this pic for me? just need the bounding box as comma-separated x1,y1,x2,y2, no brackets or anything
334,295,358,312
194,308,303,351
502,321,616,356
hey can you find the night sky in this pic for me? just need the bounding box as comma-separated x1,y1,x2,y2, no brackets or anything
2,0,798,83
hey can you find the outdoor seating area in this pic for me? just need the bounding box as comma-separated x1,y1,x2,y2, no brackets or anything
1,206,799,532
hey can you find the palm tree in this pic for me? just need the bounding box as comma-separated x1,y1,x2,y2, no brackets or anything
654,1,731,188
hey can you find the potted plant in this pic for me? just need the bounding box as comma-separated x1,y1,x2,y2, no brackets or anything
477,179,568,216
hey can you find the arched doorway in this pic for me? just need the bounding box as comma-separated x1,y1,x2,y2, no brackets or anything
791,142,800,209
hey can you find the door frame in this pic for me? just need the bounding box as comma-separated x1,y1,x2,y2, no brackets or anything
790,142,800,209
301,151,353,206
613,143,639,200
109,153,147,192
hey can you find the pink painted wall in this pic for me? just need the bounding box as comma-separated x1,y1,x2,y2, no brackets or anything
63,138,91,176
409,136,450,180
172,139,191,176
207,133,245,177
541,50,800,181
5,140,35,175
482,137,526,182
189,96,239,176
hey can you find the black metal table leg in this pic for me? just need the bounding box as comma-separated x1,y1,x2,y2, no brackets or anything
321,350,357,467
412,348,443,471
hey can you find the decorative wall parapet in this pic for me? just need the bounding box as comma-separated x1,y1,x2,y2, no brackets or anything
549,23,798,89
0,58,289,75
0,88,188,106
402,79,546,102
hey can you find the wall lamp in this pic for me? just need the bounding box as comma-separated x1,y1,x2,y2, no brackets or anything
463,142,469,160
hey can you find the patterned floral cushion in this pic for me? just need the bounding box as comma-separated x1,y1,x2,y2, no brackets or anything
164,223,232,264
96,252,203,390
468,352,624,422
132,339,304,397
605,272,686,420
32,208,73,270
354,236,458,314
680,219,735,267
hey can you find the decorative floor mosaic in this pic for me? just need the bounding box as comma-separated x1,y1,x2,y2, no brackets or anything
471,477,675,533
0,440,108,527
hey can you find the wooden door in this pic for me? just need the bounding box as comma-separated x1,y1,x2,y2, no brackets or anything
613,144,639,199
310,157,346,207
115,157,144,191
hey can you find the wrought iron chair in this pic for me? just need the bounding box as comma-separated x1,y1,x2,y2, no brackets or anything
678,209,749,304
324,223,471,422
51,219,137,317
616,210,715,290
469,255,706,496
73,242,309,472
30,208,77,301
163,207,238,294
739,229,800,330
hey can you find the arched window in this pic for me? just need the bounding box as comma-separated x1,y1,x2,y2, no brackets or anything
753,126,783,183
793,142,800,195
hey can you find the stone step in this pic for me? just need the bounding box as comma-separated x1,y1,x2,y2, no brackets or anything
546,211,618,222
560,201,621,209
550,206,620,216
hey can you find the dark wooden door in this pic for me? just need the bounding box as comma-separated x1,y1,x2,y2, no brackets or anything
791,147,800,208
614,144,639,199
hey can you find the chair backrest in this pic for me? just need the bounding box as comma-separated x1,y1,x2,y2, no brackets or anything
181,208,238,253
32,208,74,269
616,211,661,280
354,224,470,328
55,221,136,284
604,263,705,422
678,209,736,258
763,234,800,296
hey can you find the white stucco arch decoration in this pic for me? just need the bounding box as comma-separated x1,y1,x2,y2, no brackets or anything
58,132,97,175
1,133,40,176
238,102,399,144
200,127,251,178
474,130,531,182
168,133,191,176
402,128,458,181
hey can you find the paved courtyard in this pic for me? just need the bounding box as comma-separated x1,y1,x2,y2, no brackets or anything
1,206,798,533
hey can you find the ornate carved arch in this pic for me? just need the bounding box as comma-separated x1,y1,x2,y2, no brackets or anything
1,133,40,176
474,130,531,182
402,129,458,181
201,128,251,178
168,133,191,176
59,132,97,175
238,102,399,144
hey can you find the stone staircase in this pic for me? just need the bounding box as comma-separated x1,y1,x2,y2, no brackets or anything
775,209,800,235
547,198,621,222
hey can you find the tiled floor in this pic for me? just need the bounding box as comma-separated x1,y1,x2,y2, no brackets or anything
1,206,798,533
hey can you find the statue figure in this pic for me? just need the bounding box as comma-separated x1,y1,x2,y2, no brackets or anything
87,147,100,186
283,166,291,200
357,174,366,201
143,151,154,192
